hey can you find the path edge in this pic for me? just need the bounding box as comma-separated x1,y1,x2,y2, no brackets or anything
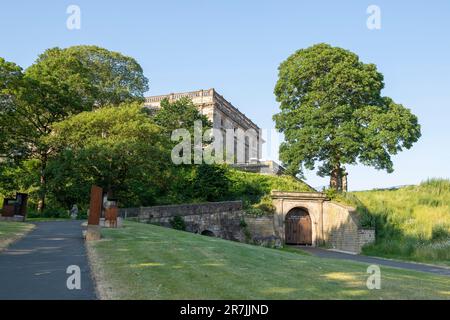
85,240,115,300
0,223,36,253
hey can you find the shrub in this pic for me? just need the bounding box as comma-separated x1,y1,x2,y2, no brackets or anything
169,215,186,231
27,207,70,219
226,169,312,214
431,224,450,242
239,218,252,243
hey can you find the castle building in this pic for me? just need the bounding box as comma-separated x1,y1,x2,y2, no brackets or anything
145,88,263,163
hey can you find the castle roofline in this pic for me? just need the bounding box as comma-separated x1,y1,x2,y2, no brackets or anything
145,88,261,131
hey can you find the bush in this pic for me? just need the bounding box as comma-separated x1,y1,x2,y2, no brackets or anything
27,207,70,219
169,215,186,231
226,169,312,214
431,224,450,242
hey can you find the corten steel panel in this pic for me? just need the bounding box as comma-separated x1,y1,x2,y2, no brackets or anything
88,186,103,226
16,193,28,217
105,207,118,228
1,204,15,217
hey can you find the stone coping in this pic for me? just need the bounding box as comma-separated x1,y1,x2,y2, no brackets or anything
271,191,328,201
137,200,242,211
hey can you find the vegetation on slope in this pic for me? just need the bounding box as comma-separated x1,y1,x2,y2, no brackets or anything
226,169,313,215
88,221,450,300
352,179,450,265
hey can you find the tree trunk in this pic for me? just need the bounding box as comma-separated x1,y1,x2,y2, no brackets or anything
37,156,47,213
330,165,342,191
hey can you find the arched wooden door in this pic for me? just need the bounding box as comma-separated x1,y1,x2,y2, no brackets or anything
285,208,312,245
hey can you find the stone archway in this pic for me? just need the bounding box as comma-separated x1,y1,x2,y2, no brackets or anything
271,191,327,247
201,230,216,237
285,207,312,245
271,191,376,253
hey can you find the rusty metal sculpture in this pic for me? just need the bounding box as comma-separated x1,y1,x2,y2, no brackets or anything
105,206,118,228
86,185,103,241
1,193,28,220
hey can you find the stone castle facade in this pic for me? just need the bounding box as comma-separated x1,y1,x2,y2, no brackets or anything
145,88,263,164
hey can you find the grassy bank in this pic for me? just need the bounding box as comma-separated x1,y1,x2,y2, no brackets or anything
88,221,450,300
227,170,313,215
352,179,450,266
0,221,35,251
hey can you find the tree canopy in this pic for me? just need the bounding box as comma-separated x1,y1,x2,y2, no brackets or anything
0,45,149,210
273,43,421,190
153,97,211,135
46,104,170,208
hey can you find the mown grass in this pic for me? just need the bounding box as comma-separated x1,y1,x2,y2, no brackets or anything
88,221,450,300
0,221,34,251
352,179,450,266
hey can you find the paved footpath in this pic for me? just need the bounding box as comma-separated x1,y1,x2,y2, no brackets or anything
0,220,97,300
293,246,450,276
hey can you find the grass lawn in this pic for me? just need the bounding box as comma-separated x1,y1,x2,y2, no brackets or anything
0,221,34,251
88,221,450,300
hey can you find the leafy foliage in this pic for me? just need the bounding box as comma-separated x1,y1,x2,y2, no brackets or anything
169,215,186,231
226,170,313,214
153,97,211,135
273,43,421,189
0,46,149,211
46,103,171,208
0,159,40,198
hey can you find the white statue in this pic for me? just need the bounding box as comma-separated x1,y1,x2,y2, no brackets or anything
70,204,78,219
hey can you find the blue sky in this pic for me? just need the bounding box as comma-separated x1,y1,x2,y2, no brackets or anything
1,0,449,190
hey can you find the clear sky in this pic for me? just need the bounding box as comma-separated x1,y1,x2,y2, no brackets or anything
1,0,449,190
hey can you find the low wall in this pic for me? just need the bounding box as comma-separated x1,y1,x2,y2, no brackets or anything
244,215,275,238
118,197,375,253
244,214,280,247
357,229,376,251
119,201,245,242
0,215,25,222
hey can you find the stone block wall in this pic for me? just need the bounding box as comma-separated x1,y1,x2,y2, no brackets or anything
244,215,275,238
244,215,280,247
323,201,375,253
119,197,376,253
118,201,245,242
357,229,376,250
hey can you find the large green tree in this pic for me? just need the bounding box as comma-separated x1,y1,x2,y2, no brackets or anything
153,97,211,135
46,104,170,208
273,44,421,190
0,46,149,210
0,58,24,159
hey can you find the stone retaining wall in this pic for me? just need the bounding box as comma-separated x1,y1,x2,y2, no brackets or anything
243,215,280,247
244,215,275,238
323,201,375,253
118,201,245,242
119,197,375,253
